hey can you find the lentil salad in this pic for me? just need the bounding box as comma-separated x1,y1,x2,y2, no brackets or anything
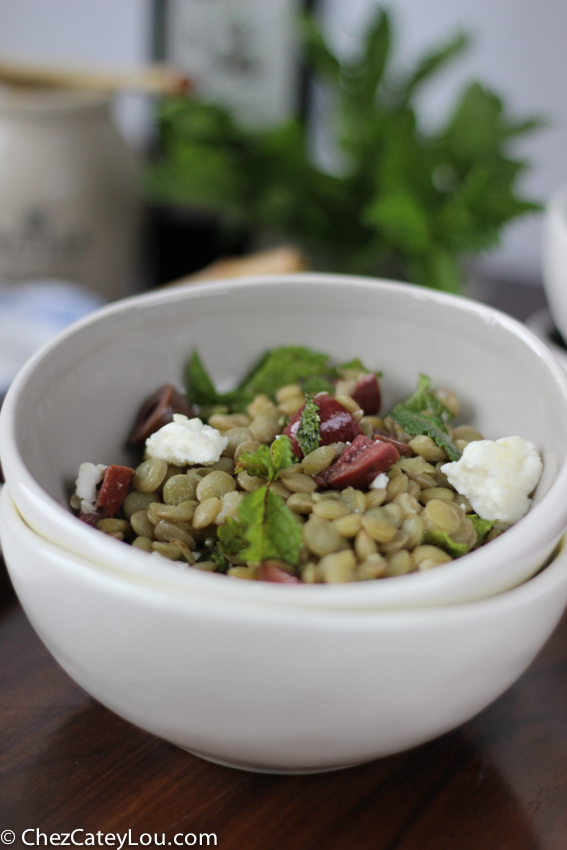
70,346,542,584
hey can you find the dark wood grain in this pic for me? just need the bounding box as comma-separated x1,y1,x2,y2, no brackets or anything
2,282,562,850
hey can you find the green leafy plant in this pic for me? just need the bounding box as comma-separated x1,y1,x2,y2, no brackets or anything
147,8,543,291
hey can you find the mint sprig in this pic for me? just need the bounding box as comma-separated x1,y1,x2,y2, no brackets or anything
219,436,303,567
389,373,461,461
238,486,304,565
296,395,321,457
237,435,296,481
390,404,461,462
186,346,334,410
402,373,453,423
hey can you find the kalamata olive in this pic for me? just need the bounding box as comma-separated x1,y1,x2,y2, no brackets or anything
314,435,399,490
373,429,414,457
78,506,109,527
129,384,193,445
351,373,381,415
284,394,363,458
258,564,302,583
96,464,134,517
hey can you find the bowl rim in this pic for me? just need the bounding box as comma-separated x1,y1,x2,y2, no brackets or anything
3,484,567,627
3,272,567,610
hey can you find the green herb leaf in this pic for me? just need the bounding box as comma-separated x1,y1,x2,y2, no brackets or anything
390,405,461,461
185,350,245,410
302,375,335,396
348,8,391,109
423,529,468,558
186,346,335,411
401,32,469,105
271,435,296,475
389,373,460,459
237,436,296,481
467,514,494,543
236,444,275,480
209,519,249,570
238,486,304,565
148,10,542,294
299,13,342,84
337,357,371,374
296,395,321,457
185,350,224,407
363,190,431,255
217,518,248,553
401,373,453,423
238,346,331,400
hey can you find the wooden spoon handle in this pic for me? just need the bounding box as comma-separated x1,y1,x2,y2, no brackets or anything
0,59,190,95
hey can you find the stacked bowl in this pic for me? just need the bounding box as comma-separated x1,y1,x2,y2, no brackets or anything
2,274,567,773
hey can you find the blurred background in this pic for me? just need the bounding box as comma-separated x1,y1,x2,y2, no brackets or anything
0,0,565,368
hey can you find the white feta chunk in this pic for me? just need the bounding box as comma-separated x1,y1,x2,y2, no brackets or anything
441,436,542,523
145,414,228,466
369,472,389,490
75,462,107,513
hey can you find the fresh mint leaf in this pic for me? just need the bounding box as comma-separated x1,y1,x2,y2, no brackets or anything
188,346,336,411
303,375,335,396
338,357,368,374
402,373,453,422
350,8,391,110
467,514,494,543
423,529,468,558
185,350,223,407
390,405,461,462
209,548,230,571
299,13,342,84
296,395,321,457
238,486,304,565
185,350,241,408
149,11,542,294
206,520,248,571
271,435,296,475
363,190,430,255
400,33,469,105
237,436,296,481
238,346,331,401
390,373,460,459
236,444,275,481
217,517,248,553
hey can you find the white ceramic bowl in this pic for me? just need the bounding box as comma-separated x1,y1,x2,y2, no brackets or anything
2,274,567,610
2,484,566,773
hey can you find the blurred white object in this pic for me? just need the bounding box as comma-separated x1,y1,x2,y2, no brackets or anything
542,186,567,342
0,279,103,397
526,307,567,377
0,89,140,300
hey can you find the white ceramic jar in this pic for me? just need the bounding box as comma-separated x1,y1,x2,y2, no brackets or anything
0,89,140,300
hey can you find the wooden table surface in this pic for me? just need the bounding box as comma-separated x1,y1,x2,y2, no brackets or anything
2,280,565,850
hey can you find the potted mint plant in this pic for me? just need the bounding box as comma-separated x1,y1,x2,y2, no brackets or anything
147,7,542,292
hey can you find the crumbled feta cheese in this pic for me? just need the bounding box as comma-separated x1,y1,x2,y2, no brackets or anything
370,472,389,490
75,462,107,513
441,436,543,523
145,414,228,465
